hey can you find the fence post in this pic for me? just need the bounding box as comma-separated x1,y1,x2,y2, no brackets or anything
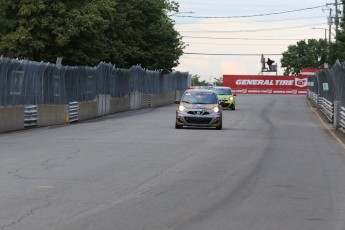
334,101,340,129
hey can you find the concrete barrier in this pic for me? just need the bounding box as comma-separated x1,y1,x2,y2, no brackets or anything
38,104,68,127
0,106,25,133
78,101,98,121
0,92,183,133
130,92,142,110
150,92,176,107
97,94,110,116
110,95,130,113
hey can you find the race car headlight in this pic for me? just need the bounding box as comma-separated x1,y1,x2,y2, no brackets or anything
212,107,220,113
229,96,234,101
178,105,186,112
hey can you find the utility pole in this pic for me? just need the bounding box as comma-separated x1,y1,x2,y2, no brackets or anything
328,8,333,45
335,0,339,43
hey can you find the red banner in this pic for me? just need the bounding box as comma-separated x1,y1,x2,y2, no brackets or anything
223,75,309,95
300,68,322,76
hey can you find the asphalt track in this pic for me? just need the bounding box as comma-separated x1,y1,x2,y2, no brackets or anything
1,94,345,230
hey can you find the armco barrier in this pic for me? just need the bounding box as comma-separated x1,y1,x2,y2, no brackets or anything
318,97,334,123
24,105,38,127
340,106,345,133
68,102,79,123
307,90,318,107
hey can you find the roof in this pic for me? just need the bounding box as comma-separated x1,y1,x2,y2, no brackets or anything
185,88,214,93
213,86,232,89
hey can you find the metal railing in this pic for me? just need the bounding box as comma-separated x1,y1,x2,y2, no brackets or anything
318,97,334,122
339,106,345,133
68,102,79,123
24,105,38,127
308,91,318,106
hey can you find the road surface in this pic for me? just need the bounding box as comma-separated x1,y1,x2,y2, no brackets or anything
1,95,345,230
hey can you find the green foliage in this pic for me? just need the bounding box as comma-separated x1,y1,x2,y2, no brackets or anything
0,0,184,71
280,39,326,75
328,0,345,65
191,75,223,86
109,0,184,71
191,75,211,86
213,77,223,86
0,0,15,36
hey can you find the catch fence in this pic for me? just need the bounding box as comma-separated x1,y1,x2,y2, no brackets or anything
0,56,189,106
307,60,345,132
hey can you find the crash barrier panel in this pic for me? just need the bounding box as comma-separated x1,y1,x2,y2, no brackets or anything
68,102,79,123
318,97,334,123
0,91,183,133
24,105,38,127
339,106,345,133
307,91,318,107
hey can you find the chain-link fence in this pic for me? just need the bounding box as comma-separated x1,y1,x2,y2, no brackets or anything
307,60,345,132
308,60,345,107
0,56,189,106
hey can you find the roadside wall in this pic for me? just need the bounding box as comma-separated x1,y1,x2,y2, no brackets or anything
37,105,67,127
78,101,98,122
0,91,184,133
0,106,24,133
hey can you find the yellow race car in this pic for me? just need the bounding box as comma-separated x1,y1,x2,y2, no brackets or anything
213,86,236,110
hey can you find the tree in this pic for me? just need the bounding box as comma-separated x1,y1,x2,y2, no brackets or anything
213,76,223,86
0,0,14,36
280,39,326,75
191,75,210,86
0,0,114,65
0,0,184,71
109,0,184,71
328,0,345,65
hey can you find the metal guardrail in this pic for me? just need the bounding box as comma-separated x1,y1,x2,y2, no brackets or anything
318,97,334,122
308,91,318,106
68,102,79,123
24,105,38,127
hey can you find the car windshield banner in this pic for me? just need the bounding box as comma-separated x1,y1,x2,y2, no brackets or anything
223,75,310,95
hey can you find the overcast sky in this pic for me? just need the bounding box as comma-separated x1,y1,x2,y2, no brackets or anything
172,0,335,81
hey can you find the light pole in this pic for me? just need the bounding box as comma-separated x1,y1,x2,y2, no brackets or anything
312,27,328,68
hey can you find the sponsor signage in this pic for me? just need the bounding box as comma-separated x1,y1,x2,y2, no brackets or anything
223,75,309,95
300,68,322,76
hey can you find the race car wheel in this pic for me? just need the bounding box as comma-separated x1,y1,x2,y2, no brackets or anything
175,121,182,129
216,122,222,130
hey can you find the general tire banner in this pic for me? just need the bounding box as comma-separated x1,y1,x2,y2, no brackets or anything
223,75,309,95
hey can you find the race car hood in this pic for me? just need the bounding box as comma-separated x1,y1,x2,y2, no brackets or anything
217,95,232,99
180,102,218,110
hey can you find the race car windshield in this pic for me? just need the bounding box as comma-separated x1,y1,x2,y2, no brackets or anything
182,93,217,104
214,88,232,95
